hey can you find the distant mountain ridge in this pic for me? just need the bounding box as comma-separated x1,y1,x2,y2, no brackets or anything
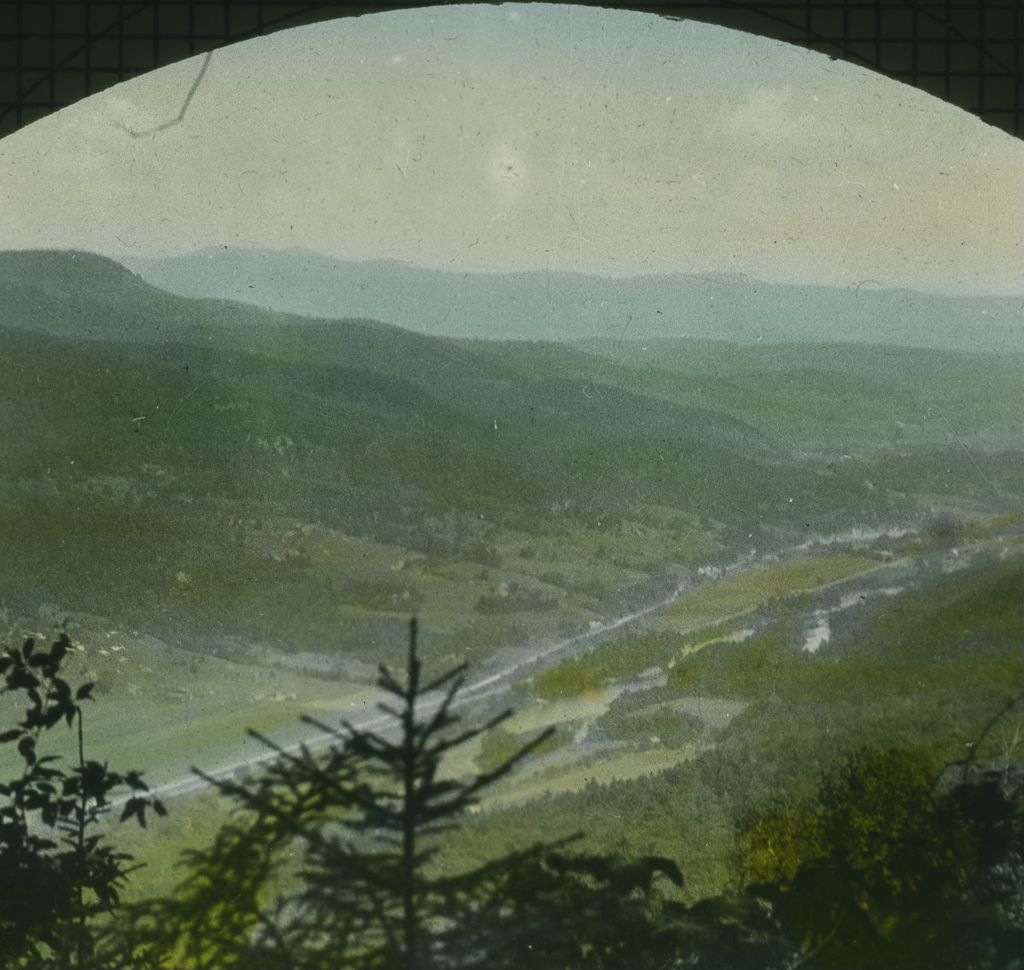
0,246,810,559
1,246,1020,642
0,247,775,467
122,247,1023,353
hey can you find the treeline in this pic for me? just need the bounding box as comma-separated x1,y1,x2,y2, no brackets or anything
1,625,1022,970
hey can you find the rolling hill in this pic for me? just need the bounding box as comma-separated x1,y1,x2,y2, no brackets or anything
0,249,1020,666
124,247,1024,353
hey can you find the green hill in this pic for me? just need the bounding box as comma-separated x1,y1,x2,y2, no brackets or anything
124,246,1024,353
0,249,1020,665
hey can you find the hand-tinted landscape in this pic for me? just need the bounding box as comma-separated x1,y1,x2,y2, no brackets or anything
0,4,1021,969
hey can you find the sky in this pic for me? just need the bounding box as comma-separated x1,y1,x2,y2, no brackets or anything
0,2,1021,293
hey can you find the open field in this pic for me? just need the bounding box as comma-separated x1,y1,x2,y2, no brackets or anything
84,522,1023,906
447,536,1024,899
662,552,886,629
1,250,1022,946
482,746,702,811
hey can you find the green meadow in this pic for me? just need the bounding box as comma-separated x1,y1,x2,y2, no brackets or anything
1,250,1022,962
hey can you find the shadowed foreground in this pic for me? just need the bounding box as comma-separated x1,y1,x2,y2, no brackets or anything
1,621,1022,970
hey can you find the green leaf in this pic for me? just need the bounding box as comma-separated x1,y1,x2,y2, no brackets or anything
17,736,36,765
44,707,64,728
120,797,149,827
75,683,95,701
52,636,69,664
0,728,23,744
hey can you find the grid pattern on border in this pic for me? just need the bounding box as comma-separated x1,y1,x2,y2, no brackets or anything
0,1,1020,138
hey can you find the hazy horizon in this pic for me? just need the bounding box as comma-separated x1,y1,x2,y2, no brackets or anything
0,4,1020,296
5,242,1022,300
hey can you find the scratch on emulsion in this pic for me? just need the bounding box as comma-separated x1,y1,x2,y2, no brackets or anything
120,51,214,138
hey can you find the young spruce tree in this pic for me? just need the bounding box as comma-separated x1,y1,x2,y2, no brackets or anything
121,618,555,970
295,617,557,969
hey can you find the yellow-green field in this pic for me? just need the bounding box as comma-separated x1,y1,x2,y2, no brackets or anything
25,533,1018,908
663,552,885,630
0,628,386,789
482,745,700,811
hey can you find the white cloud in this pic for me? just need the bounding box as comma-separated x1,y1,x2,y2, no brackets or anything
723,85,807,142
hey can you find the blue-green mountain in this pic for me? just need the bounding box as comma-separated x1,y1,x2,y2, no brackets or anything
125,248,1024,353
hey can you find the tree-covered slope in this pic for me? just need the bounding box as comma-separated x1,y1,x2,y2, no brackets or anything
124,246,1024,353
1,249,1020,661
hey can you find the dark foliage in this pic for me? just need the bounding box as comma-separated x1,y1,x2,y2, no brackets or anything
112,619,689,969
729,741,1024,970
52,616,1024,970
947,765,1024,970
0,633,164,969
442,845,687,969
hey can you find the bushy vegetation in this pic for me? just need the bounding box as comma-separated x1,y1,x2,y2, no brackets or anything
592,692,704,747
475,724,565,774
534,660,605,699
731,745,1024,970
472,583,558,615
101,622,687,970
2,252,1023,966
3,574,1023,969
668,557,1024,705
0,634,163,969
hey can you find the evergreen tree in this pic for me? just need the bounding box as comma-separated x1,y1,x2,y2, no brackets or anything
290,616,557,969
118,618,555,969
118,618,687,969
